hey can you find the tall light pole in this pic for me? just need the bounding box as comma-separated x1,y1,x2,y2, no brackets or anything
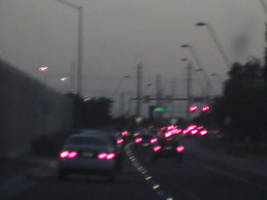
56,0,83,96
196,22,231,69
181,44,211,104
112,75,130,98
258,0,267,16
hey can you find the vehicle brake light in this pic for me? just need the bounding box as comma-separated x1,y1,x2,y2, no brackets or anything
191,130,198,135
98,153,116,160
107,153,115,160
60,151,78,158
68,151,78,158
135,137,143,143
176,146,184,152
60,151,69,158
116,138,124,144
200,130,208,135
133,132,140,137
165,132,172,138
121,131,129,136
153,145,161,152
150,138,158,144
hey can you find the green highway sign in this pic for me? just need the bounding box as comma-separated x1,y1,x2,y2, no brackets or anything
154,106,168,112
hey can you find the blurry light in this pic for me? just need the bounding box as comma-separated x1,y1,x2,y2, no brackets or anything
165,131,172,138
60,151,69,158
107,153,115,160
116,138,124,144
145,176,152,180
135,137,143,143
200,130,208,135
153,145,162,152
166,197,174,200
191,130,198,135
121,131,129,136
83,97,91,102
188,125,197,130
176,146,185,152
201,106,210,112
198,126,204,130
68,151,78,158
189,105,198,112
183,129,189,134
39,66,48,71
150,138,158,144
60,77,69,81
153,184,160,189
98,153,107,159
133,132,140,137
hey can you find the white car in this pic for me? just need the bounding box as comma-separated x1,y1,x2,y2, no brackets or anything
58,134,118,181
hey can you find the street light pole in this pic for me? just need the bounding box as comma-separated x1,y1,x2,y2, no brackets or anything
181,44,211,104
56,0,83,96
196,22,231,69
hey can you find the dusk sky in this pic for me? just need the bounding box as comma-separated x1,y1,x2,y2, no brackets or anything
0,0,266,116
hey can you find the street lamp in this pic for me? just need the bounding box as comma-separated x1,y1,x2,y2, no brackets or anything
196,22,231,69
38,65,48,84
112,75,130,98
180,44,211,104
60,77,69,82
56,0,83,96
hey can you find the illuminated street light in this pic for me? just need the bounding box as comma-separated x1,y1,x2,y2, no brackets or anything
60,77,69,82
196,22,231,69
39,65,48,71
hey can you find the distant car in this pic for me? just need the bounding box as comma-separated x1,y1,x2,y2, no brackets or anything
133,133,155,147
58,134,119,181
151,137,184,163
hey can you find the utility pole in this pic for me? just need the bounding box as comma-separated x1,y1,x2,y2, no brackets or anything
119,92,125,116
170,79,176,118
186,62,193,122
70,61,76,93
136,63,143,116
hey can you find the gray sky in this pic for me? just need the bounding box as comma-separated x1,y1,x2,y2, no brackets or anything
0,0,266,116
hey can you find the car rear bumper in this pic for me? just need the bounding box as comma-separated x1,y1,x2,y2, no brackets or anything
58,158,116,173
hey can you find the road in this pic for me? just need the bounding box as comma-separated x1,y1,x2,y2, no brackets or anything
1,138,266,200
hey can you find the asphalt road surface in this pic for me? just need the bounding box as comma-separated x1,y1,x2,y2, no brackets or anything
1,139,267,200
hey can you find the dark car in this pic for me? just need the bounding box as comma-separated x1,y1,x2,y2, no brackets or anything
150,137,184,163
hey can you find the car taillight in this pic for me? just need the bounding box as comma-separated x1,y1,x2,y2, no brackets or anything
135,137,143,143
60,150,78,158
98,153,116,160
133,132,140,137
153,145,161,152
176,146,184,152
150,138,158,144
116,138,124,144
191,129,198,135
200,130,208,135
165,132,172,138
121,131,129,136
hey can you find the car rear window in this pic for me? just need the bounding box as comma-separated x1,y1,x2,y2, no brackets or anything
66,136,107,146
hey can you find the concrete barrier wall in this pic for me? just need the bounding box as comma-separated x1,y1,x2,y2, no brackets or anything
0,59,73,158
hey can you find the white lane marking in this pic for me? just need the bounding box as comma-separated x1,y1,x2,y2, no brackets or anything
200,163,267,191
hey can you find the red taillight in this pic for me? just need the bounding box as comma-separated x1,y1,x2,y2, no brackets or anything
60,151,78,159
176,146,184,152
135,137,143,143
107,153,115,160
165,132,172,138
191,129,198,135
150,138,158,144
98,153,107,159
98,153,116,160
116,138,124,144
200,130,208,135
68,151,78,158
153,145,162,152
60,151,69,158
121,131,129,136
133,132,140,137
